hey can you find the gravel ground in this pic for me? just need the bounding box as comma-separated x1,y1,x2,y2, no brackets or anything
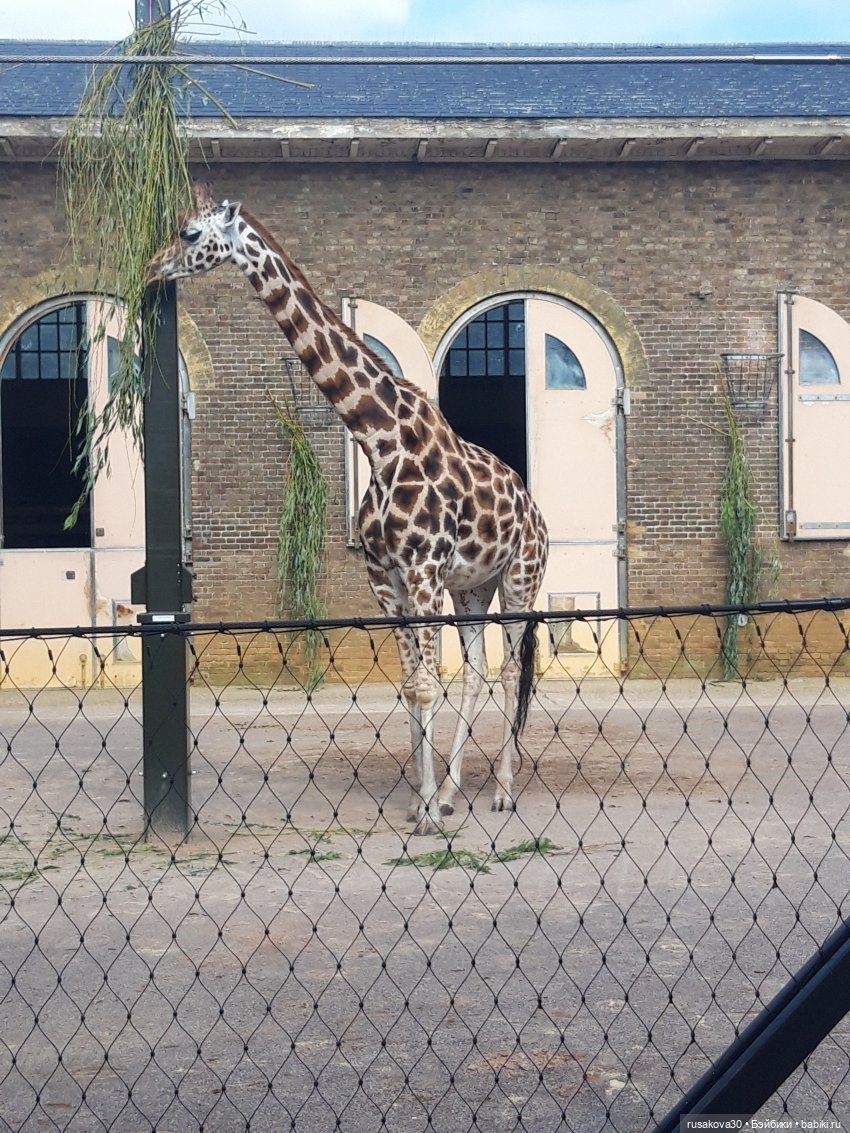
0,674,848,1132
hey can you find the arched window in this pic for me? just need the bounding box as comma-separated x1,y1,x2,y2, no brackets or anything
799,329,840,385
439,300,528,484
0,302,91,548
545,334,586,389
363,333,403,379
441,301,525,379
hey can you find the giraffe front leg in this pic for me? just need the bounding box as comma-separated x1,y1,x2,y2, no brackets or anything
405,701,424,821
493,619,526,812
389,626,433,825
391,620,443,836
372,552,445,836
438,585,495,817
408,619,444,836
366,556,433,830
411,697,441,836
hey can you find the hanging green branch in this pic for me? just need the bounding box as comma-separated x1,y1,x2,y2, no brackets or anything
719,394,758,678
689,392,781,678
59,1,312,527
266,389,328,681
60,5,198,525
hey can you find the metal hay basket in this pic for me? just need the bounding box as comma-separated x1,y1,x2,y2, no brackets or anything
720,351,782,413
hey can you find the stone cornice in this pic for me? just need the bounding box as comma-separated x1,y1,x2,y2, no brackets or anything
2,115,849,163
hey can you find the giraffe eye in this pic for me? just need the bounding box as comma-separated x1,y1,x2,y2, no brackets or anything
181,229,201,245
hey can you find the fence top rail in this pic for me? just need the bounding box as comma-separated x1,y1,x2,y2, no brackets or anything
0,596,849,642
3,51,850,67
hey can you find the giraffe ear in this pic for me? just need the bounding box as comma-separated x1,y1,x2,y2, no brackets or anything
221,199,242,226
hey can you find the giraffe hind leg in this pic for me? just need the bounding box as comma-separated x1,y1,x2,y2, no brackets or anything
438,581,497,817
364,555,443,835
493,560,544,813
389,621,442,835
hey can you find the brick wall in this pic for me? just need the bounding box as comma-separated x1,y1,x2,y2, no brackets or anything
3,157,850,673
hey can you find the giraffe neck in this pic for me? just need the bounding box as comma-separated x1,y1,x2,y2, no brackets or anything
231,209,420,467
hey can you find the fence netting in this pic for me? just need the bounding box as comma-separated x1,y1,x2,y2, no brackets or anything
0,601,849,1132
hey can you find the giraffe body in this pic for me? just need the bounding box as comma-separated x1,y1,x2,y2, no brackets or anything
148,183,549,834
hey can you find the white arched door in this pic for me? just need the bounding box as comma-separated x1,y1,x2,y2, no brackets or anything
341,299,436,545
779,293,850,540
527,297,622,673
437,295,624,677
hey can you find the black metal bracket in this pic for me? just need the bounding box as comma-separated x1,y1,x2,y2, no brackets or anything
137,611,192,626
130,562,194,607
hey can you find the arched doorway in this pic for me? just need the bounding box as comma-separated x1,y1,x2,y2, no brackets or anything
342,291,628,677
778,292,850,540
436,293,626,676
0,297,193,687
341,297,437,545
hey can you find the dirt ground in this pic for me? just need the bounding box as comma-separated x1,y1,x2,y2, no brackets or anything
0,674,848,1132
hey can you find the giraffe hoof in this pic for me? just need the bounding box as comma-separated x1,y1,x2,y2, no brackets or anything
412,813,443,837
492,796,515,813
439,799,455,816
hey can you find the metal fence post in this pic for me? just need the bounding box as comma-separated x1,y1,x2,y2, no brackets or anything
126,0,192,843
131,284,193,841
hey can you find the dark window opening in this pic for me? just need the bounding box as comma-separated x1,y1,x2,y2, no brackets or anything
1,304,91,548
439,302,528,484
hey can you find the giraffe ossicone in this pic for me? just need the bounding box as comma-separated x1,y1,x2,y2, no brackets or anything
148,182,550,835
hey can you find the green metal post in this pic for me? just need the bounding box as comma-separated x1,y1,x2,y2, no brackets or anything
133,283,192,841
131,0,192,840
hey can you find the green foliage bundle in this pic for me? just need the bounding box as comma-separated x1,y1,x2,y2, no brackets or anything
719,395,758,678
59,4,208,523
267,389,328,679
59,2,311,528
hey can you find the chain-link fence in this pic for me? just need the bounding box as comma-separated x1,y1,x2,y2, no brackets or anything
1,600,849,1132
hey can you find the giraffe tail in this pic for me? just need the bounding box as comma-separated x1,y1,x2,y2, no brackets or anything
512,618,538,741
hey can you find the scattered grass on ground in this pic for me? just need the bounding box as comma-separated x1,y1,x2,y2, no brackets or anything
387,845,491,873
288,847,342,862
0,829,563,881
386,835,562,874
493,836,561,863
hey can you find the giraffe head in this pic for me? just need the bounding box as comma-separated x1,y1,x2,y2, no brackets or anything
147,181,242,284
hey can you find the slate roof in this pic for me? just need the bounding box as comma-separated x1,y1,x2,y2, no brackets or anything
1,41,850,120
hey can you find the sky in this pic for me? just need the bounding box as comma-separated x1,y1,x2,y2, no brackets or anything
1,0,849,43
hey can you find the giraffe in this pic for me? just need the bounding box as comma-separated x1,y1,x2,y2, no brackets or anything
147,182,549,835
